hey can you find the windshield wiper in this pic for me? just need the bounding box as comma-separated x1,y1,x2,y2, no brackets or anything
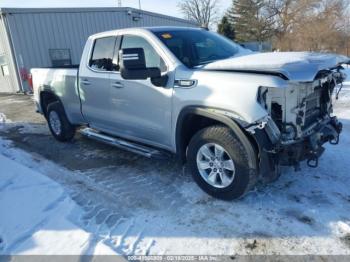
196,54,237,66
196,59,220,66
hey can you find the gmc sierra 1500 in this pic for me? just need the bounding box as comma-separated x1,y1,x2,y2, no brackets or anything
31,27,349,200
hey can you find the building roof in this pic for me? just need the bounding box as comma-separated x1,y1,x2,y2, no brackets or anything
0,7,197,25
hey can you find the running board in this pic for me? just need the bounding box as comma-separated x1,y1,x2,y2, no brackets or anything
80,128,170,159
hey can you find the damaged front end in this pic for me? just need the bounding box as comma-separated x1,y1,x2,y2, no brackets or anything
247,69,345,181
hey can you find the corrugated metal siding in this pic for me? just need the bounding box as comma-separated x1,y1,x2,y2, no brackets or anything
0,15,20,92
0,23,5,54
6,9,196,72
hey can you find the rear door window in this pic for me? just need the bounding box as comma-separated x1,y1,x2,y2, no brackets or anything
89,37,117,71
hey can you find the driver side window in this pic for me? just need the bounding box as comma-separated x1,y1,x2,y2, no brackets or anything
120,35,167,72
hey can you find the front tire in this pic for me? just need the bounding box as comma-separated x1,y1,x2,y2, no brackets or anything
187,126,256,200
47,101,75,142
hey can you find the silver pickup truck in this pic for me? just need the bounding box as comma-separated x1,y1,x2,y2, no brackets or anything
31,27,348,200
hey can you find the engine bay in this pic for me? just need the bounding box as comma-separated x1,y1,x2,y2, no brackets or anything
250,69,345,177
258,70,345,143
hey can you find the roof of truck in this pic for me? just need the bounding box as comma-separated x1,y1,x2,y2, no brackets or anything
89,26,202,39
146,26,204,32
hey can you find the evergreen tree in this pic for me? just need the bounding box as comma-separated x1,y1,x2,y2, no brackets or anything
227,0,273,43
217,16,236,40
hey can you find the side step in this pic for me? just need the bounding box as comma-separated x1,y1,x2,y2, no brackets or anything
80,128,170,159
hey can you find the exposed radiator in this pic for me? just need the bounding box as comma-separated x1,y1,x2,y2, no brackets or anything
303,89,322,129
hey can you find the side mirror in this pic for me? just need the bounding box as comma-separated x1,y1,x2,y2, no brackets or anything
119,48,161,80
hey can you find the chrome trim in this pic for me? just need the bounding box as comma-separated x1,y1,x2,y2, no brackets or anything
174,79,197,88
80,127,167,158
123,54,139,57
123,57,139,61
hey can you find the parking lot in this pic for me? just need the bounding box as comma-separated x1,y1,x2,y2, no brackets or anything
0,92,350,255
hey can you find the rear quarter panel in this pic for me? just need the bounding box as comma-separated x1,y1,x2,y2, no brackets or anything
31,68,84,124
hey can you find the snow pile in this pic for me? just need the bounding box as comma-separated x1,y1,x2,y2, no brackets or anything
331,221,350,239
336,67,350,100
342,67,350,86
0,150,116,255
0,113,7,124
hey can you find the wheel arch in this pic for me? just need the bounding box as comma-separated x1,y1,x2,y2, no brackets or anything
175,106,258,170
39,88,63,118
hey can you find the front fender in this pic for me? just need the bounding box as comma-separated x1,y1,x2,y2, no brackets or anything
175,106,258,170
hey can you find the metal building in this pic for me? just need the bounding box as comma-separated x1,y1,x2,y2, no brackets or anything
0,7,197,93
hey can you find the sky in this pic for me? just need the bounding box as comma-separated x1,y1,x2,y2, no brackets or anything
0,0,231,20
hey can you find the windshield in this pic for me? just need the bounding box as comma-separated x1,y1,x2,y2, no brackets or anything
153,29,245,68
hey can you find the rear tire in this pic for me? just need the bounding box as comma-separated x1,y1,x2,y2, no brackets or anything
47,101,75,142
187,125,256,200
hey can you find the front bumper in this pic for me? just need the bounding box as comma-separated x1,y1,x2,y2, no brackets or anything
277,116,342,167
251,116,342,180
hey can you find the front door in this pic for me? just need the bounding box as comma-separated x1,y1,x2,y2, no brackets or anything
109,34,173,148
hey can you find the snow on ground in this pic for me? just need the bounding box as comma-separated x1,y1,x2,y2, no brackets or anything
0,75,350,256
337,67,350,101
0,113,7,124
3,137,350,256
343,67,350,86
0,148,117,255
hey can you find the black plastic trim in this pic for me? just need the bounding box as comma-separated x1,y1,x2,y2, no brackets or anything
39,88,65,118
202,69,289,80
175,106,258,170
250,128,279,181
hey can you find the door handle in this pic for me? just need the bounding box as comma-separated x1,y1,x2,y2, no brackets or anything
112,82,124,88
81,79,91,85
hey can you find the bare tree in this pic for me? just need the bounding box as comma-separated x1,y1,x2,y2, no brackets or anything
344,8,350,56
295,0,347,52
265,0,350,53
178,0,220,28
266,0,320,51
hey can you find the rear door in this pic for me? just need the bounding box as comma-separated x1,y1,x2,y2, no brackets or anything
79,36,117,131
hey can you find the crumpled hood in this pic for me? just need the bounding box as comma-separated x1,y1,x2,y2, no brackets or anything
202,52,350,82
